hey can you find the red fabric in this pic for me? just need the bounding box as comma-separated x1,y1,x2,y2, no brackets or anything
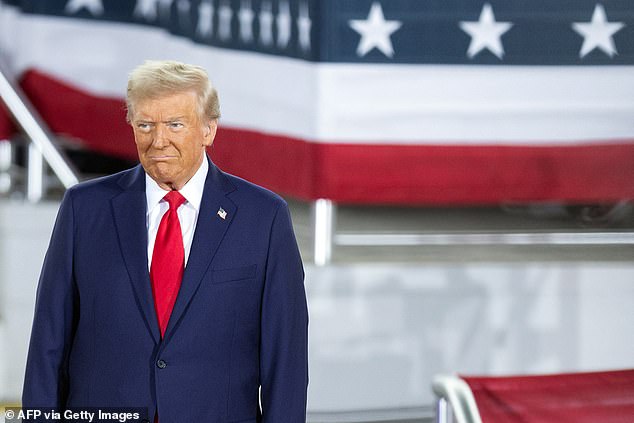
213,130,634,205
0,102,16,140
20,69,138,160
462,369,634,423
150,191,186,337
17,69,634,205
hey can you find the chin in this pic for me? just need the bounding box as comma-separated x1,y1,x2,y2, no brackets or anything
149,170,176,185
151,164,176,176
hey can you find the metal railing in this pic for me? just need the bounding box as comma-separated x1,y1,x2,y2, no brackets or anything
432,375,482,423
0,59,78,201
312,199,634,265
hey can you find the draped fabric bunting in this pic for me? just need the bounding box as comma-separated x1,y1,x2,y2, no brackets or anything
0,0,633,204
463,369,634,423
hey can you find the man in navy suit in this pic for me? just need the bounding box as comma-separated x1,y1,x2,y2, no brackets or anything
23,60,308,422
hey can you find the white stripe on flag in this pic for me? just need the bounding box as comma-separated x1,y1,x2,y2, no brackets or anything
2,8,634,146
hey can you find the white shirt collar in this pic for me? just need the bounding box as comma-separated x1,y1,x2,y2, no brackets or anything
145,156,209,214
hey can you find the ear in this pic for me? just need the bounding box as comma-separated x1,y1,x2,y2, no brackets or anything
202,119,218,147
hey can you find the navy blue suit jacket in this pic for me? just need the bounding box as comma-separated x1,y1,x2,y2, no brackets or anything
23,158,308,422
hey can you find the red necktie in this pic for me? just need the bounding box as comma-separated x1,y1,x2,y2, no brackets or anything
150,190,187,338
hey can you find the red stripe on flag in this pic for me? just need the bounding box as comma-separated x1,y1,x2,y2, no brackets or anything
18,69,634,205
214,129,634,204
21,69,138,160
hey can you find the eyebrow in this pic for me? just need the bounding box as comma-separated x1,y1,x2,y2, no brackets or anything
163,116,187,122
133,116,187,124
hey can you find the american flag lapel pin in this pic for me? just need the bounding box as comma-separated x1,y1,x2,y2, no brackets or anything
217,207,227,220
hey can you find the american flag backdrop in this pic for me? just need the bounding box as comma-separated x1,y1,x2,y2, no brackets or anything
0,0,633,204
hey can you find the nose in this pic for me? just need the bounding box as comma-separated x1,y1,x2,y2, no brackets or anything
151,124,169,148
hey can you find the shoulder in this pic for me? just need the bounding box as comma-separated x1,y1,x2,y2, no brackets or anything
217,167,288,211
65,165,142,202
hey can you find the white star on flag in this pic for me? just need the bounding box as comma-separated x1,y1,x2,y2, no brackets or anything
297,2,311,52
572,4,625,58
218,0,233,41
65,0,104,15
238,0,254,43
276,0,292,48
349,2,402,58
133,0,160,20
197,1,215,37
459,3,513,59
259,1,274,46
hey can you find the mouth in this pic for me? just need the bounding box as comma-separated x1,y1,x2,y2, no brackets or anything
148,155,177,161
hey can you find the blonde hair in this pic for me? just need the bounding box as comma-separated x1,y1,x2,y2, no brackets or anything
126,60,220,123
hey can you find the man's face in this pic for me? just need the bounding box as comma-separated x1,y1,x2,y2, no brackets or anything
131,91,216,191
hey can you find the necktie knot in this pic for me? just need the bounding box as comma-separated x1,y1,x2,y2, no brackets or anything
164,190,186,211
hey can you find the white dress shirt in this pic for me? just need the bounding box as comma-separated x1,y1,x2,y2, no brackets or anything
145,157,208,269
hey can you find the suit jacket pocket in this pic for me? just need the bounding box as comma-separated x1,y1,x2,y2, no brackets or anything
211,264,257,285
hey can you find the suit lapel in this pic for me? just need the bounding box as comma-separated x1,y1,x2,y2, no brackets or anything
111,165,162,344
163,160,236,340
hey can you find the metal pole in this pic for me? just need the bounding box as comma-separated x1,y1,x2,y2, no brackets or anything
436,397,449,423
0,140,11,194
27,142,44,202
0,60,78,191
313,199,335,266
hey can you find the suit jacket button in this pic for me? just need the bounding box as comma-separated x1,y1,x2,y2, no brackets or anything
157,359,167,369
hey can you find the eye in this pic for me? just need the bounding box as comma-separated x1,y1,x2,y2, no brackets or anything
168,121,184,129
136,122,152,133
